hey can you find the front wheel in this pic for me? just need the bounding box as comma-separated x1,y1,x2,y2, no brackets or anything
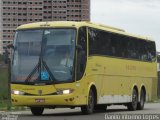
94,105,107,112
30,107,44,116
127,89,138,111
81,89,95,114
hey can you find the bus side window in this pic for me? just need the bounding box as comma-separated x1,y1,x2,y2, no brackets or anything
76,27,87,80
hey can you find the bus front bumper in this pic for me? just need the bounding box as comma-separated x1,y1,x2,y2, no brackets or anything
11,94,84,107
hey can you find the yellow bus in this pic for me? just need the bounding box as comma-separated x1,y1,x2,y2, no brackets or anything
10,21,157,115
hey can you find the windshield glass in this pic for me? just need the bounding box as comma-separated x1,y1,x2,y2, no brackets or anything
11,28,76,84
12,30,43,83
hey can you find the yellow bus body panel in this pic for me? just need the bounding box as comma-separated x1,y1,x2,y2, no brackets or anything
11,83,87,106
11,21,157,107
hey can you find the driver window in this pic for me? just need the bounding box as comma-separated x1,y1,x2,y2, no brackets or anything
76,27,87,80
60,49,73,67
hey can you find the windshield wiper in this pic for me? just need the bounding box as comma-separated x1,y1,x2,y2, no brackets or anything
24,33,56,83
24,62,39,83
24,59,56,83
42,60,56,81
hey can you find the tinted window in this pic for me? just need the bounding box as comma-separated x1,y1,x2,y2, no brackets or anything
89,28,112,56
88,27,156,62
76,27,87,80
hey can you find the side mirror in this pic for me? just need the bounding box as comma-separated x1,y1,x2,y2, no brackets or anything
7,44,14,49
4,49,9,64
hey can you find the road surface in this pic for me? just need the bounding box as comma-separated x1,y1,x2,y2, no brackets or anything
1,103,160,120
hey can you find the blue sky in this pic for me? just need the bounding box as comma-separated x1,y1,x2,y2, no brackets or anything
91,0,160,52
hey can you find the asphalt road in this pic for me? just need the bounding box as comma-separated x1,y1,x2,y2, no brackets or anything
1,103,160,120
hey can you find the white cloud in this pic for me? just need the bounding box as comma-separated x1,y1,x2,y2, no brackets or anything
91,0,160,51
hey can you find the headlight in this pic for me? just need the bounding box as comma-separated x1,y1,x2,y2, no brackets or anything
11,90,24,95
63,89,71,94
57,89,74,95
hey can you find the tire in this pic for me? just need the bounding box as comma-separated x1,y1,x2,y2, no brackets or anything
137,89,145,110
94,105,107,112
30,107,44,116
81,89,95,114
127,89,138,111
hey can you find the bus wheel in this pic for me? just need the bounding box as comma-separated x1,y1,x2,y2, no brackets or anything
137,89,145,110
30,107,44,116
94,105,107,112
81,89,95,114
127,89,138,111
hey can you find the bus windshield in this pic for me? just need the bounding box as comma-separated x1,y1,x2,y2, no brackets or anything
12,28,76,84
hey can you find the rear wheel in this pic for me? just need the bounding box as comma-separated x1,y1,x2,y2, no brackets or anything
127,89,138,111
137,89,145,110
81,89,95,114
30,107,44,116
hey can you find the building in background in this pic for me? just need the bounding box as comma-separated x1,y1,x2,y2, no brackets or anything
0,0,90,54
0,0,2,54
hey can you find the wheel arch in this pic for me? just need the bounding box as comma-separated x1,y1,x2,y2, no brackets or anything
131,84,139,99
140,85,146,102
88,83,97,105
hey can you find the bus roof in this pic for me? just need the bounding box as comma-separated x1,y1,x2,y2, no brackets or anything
17,21,153,41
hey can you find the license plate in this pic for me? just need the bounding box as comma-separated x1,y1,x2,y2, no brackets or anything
35,98,45,103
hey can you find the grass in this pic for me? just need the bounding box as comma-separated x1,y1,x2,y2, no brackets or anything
0,58,11,110
0,100,11,110
157,96,160,102
0,58,27,111
0,54,5,61
0,58,25,111
0,66,9,99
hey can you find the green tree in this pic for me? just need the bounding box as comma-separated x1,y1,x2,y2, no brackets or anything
157,55,160,63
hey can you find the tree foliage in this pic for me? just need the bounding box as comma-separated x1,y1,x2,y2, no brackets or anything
157,55,160,63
